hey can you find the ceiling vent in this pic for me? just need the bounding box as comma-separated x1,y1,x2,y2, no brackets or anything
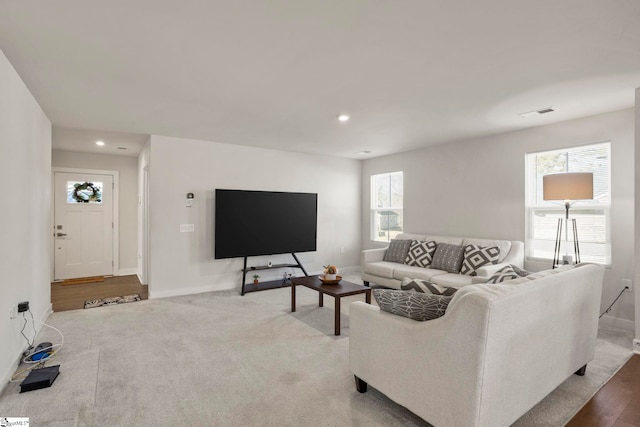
518,107,555,118
117,147,127,150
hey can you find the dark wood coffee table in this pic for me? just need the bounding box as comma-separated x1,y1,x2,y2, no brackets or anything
291,275,371,336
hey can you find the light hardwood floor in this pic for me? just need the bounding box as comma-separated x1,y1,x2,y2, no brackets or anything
51,275,148,312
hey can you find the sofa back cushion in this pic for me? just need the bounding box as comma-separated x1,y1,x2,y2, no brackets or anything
404,240,437,267
383,239,412,263
425,235,464,246
430,243,465,273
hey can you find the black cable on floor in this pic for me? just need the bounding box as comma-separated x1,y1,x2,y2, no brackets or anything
600,287,627,318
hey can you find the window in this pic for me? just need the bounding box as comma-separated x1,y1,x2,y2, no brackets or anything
525,142,610,264
371,171,403,242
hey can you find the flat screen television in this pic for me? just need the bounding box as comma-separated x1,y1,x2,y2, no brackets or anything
215,189,318,259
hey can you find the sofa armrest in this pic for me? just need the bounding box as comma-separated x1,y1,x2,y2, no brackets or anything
349,299,490,426
361,247,387,270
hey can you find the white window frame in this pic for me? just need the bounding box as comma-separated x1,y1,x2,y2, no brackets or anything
371,171,403,243
525,142,611,265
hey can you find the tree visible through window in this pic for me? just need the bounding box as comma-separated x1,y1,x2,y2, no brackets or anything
525,142,610,264
371,171,403,242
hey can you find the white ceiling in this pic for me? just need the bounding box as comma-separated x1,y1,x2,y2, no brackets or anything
1,0,640,159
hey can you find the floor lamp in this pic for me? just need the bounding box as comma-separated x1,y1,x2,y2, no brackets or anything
542,172,593,268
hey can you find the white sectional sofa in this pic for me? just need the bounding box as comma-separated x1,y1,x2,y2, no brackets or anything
361,233,524,288
350,263,605,427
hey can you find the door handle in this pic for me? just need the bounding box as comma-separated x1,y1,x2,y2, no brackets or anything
56,233,67,237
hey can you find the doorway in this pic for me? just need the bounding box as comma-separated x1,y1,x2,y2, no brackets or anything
53,168,119,280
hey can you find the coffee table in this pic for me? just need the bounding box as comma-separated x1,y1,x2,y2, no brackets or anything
291,275,371,336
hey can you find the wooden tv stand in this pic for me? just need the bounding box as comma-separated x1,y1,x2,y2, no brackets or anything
241,253,308,296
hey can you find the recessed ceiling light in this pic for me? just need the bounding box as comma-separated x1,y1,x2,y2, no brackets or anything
518,107,555,118
356,150,372,155
95,140,105,146
337,114,350,122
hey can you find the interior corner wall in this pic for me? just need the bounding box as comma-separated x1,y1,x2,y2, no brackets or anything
137,138,151,284
146,135,361,298
635,88,640,350
51,150,139,274
0,49,52,388
362,108,635,325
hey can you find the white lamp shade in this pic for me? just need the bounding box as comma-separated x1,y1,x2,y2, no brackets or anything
543,173,593,201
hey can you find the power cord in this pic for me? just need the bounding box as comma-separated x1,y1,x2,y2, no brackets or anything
599,286,628,318
10,309,65,383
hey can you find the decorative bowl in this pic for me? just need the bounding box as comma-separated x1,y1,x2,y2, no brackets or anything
318,275,342,285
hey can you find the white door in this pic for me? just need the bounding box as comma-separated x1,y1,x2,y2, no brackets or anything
54,172,114,280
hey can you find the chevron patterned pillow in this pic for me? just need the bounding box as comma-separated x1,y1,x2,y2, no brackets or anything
486,264,531,284
460,244,500,276
404,240,437,267
400,277,458,296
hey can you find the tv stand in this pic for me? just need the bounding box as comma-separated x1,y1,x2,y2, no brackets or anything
241,253,308,296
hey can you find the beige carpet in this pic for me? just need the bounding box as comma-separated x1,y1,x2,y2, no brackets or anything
0,276,633,427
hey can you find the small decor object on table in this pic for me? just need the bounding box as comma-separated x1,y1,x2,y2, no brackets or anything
320,264,340,284
252,274,260,285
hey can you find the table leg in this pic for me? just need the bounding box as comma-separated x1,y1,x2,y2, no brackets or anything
365,289,371,304
335,297,341,336
319,291,324,307
291,283,296,312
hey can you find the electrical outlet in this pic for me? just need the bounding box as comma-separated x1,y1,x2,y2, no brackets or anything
622,279,633,292
9,305,16,320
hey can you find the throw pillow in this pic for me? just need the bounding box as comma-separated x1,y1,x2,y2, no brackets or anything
460,244,500,276
430,243,465,273
373,289,452,321
404,240,437,267
400,277,458,296
486,264,531,284
383,239,412,263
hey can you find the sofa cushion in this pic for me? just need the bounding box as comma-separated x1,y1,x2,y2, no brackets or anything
405,240,437,267
460,245,500,276
462,237,512,263
373,289,452,321
431,243,465,273
383,239,412,263
485,264,531,284
363,261,398,279
425,235,464,246
400,277,458,296
430,273,475,287
392,264,448,281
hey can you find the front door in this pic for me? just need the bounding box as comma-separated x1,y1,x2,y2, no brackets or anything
54,171,114,280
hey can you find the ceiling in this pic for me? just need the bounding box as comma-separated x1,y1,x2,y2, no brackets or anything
1,1,640,159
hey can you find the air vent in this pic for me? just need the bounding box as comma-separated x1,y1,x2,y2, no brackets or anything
518,107,556,118
117,147,127,150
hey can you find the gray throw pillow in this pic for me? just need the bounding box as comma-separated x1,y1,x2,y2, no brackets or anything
373,289,452,321
400,277,458,296
486,264,531,284
383,239,412,263
430,243,465,273
460,244,500,276
404,240,437,267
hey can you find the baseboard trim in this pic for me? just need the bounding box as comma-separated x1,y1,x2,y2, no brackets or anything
0,303,53,395
599,315,635,332
118,268,138,276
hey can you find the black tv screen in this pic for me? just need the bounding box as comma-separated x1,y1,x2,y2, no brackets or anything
215,189,318,259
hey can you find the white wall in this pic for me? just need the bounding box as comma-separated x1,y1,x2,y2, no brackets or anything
635,88,640,352
51,150,139,274
146,135,361,298
0,49,52,388
362,108,635,325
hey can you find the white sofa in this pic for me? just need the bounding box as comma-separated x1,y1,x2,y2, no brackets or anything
350,263,604,427
361,233,525,288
